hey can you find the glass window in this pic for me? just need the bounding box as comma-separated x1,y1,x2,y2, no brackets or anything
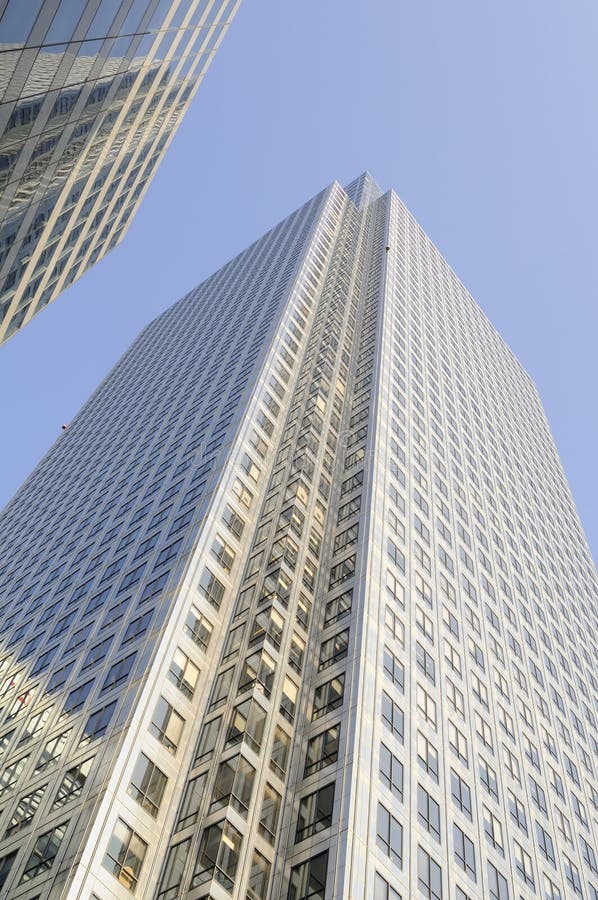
184,606,213,651
81,700,117,744
305,725,340,776
19,822,68,884
417,784,440,840
176,774,207,830
288,851,328,900
35,729,70,773
149,697,184,754
376,802,403,868
156,839,190,900
296,783,335,842
128,753,168,818
454,824,476,880
258,783,281,844
193,820,242,892
210,754,255,818
6,785,46,835
103,818,148,892
247,850,271,900
53,757,94,808
198,568,225,609
168,649,200,699
417,845,442,900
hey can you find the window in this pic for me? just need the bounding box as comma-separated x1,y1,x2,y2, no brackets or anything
168,649,200,699
417,783,440,840
536,820,555,865
416,643,436,683
7,785,46,835
53,757,93,808
232,478,253,509
82,636,114,670
193,820,242,892
258,784,281,844
305,725,340,776
508,790,527,833
514,840,534,888
416,684,436,728
529,775,547,814
543,873,562,900
0,850,17,889
451,770,472,818
81,700,117,743
102,653,136,693
383,646,405,690
223,505,244,538
488,861,509,900
198,568,224,609
483,806,503,852
149,697,184,754
128,753,167,818
312,675,344,720
0,754,28,797
19,821,68,884
176,774,207,830
375,871,402,900
247,849,271,900
479,757,498,800
417,731,439,781
380,742,404,801
103,818,147,892
212,535,235,571
319,630,349,670
417,845,442,900
184,605,213,651
324,590,352,626
35,729,70,772
448,721,467,764
157,840,190,900
296,783,335,842
288,851,328,900
382,691,404,742
270,726,290,778
376,802,403,868
453,823,476,880
64,679,94,713
211,754,255,818
123,611,153,645
564,855,583,896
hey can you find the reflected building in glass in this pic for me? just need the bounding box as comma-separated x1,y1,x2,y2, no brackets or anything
0,173,596,899
0,0,240,344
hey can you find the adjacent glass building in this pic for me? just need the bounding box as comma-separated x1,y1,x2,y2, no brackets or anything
0,0,240,344
0,173,596,899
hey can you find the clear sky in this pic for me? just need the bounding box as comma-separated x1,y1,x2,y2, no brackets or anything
1,1,597,562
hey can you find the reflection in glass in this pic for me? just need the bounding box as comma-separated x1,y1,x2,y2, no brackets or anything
0,0,241,343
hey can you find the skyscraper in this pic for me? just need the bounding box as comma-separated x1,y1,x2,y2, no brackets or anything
0,0,240,344
0,173,595,899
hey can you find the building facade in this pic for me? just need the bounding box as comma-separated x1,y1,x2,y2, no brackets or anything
0,0,240,344
0,173,596,900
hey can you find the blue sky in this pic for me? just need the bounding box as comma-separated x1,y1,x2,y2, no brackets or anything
1,1,597,561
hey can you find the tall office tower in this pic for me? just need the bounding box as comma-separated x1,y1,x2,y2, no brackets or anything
0,173,596,900
0,0,240,344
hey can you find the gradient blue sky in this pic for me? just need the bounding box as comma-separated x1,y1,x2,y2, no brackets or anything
1,1,597,561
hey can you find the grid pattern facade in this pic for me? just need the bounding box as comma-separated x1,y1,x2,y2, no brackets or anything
0,172,595,900
0,0,240,343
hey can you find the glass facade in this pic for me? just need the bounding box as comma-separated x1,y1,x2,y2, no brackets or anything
0,172,595,899
0,0,240,343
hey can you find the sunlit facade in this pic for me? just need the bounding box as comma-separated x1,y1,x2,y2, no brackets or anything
0,0,240,343
0,173,596,900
